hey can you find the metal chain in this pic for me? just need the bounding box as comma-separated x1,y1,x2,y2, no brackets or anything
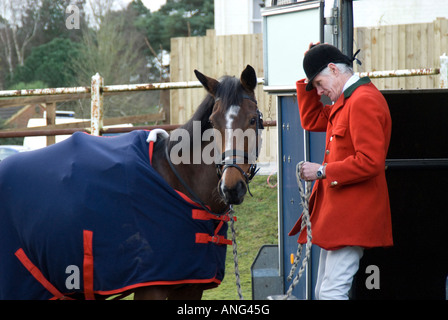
266,95,273,132
229,206,244,300
283,161,312,300
230,161,312,300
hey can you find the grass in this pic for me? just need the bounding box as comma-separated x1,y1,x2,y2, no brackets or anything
202,174,278,300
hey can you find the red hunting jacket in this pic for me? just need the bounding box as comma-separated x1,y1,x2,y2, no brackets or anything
289,77,393,250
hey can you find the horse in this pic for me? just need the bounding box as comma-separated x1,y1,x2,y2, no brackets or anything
0,65,263,300
134,65,263,299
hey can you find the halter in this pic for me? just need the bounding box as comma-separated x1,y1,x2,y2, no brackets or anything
214,94,264,196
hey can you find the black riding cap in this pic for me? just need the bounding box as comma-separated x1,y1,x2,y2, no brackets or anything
303,44,361,91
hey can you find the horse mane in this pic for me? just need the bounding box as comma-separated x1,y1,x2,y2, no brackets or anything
181,94,215,137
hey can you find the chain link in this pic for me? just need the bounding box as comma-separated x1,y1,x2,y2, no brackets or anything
231,160,312,300
229,206,244,300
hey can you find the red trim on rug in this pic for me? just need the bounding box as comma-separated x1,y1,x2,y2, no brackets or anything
14,248,73,300
94,277,222,296
83,230,95,300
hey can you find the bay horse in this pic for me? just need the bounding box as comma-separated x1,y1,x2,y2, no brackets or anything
0,65,263,300
135,65,263,299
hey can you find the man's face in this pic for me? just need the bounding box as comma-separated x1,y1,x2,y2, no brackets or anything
311,64,344,102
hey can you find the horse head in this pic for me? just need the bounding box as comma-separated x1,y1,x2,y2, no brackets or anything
194,65,263,205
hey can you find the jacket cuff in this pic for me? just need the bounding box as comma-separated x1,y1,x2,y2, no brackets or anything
323,163,341,188
296,78,307,93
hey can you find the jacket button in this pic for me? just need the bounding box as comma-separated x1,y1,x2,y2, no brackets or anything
326,150,330,155
330,181,338,186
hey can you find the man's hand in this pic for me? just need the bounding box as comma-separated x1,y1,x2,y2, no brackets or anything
304,42,320,83
299,161,324,181
304,42,320,56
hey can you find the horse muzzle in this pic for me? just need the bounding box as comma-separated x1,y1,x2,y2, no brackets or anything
219,178,247,205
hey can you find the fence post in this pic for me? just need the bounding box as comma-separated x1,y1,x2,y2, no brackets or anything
91,73,104,136
46,102,56,146
440,53,448,89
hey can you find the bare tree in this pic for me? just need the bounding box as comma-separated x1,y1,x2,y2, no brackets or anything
71,0,156,119
0,19,14,74
0,0,40,73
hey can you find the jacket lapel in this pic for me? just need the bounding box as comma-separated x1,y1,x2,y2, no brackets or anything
329,95,345,124
329,77,371,123
343,76,371,99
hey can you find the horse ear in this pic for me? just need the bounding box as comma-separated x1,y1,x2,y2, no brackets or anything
194,69,219,96
240,65,257,92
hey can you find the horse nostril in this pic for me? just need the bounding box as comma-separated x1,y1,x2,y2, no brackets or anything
236,180,247,195
220,180,247,205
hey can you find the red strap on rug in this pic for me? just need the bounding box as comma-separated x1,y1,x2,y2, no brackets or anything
83,230,95,300
14,248,71,300
193,210,235,246
192,209,236,222
149,140,154,165
195,233,232,245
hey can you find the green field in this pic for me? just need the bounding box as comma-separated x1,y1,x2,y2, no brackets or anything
202,174,279,300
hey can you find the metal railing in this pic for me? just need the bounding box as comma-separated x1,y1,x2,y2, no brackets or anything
1,65,446,139
357,68,440,79
0,75,270,139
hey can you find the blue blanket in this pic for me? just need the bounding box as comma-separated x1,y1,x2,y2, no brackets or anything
0,130,228,299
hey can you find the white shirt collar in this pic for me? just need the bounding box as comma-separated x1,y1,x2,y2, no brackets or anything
342,74,360,93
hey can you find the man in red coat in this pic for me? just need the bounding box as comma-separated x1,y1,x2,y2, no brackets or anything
289,44,393,299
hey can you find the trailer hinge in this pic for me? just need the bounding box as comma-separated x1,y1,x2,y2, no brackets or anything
332,7,338,35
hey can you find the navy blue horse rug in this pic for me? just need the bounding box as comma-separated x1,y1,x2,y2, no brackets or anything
0,130,230,300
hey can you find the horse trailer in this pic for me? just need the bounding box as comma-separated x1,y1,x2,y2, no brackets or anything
251,0,448,300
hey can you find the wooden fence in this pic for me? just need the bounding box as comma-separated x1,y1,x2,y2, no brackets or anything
169,19,448,163
170,30,277,164
354,17,448,90
4,19,444,161
170,18,448,114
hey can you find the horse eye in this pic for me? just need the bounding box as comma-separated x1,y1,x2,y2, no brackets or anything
250,118,257,126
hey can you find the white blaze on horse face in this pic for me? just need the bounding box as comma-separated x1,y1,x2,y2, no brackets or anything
221,104,240,192
225,105,240,152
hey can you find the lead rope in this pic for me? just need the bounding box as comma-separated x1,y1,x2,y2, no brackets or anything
283,161,312,300
228,205,244,300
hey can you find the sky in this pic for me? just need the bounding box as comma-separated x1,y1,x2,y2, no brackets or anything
352,0,448,27
140,0,167,12
116,0,166,12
